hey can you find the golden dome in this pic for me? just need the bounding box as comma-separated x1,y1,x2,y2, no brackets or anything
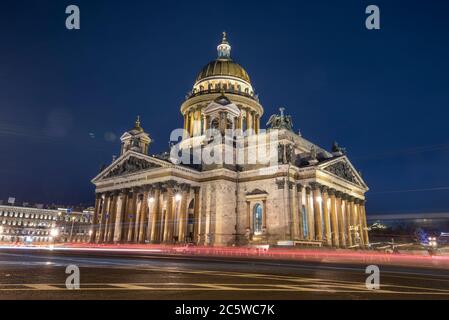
195,59,251,84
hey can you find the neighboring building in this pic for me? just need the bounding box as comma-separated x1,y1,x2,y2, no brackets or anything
367,212,449,235
91,33,369,248
0,204,94,244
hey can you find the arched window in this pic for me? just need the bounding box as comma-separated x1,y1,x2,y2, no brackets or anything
253,204,263,234
210,118,219,130
226,118,233,130
187,199,195,242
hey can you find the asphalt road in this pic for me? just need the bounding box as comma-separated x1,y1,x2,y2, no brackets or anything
0,249,448,300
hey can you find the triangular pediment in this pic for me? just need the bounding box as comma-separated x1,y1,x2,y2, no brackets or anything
92,151,167,183
319,156,368,189
203,100,241,118
246,189,268,196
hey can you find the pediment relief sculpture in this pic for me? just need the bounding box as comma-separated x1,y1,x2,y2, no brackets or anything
104,156,162,179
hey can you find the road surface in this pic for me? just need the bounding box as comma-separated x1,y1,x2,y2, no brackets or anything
0,248,448,300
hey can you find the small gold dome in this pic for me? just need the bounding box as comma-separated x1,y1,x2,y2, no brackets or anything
195,59,251,84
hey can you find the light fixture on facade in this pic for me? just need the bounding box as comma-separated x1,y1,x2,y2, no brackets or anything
175,194,182,202
149,197,155,204
50,228,59,237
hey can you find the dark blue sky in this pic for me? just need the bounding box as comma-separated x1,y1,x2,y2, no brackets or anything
1,0,448,214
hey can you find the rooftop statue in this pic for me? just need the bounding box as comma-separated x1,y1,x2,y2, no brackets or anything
332,141,347,155
267,107,294,131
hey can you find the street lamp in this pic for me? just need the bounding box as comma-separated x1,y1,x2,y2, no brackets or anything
428,237,438,248
70,216,76,242
50,228,59,238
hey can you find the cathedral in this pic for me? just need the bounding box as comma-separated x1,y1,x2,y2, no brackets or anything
91,33,369,248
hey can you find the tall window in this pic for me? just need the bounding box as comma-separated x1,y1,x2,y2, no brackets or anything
226,118,233,130
211,118,219,130
302,205,308,237
253,204,263,234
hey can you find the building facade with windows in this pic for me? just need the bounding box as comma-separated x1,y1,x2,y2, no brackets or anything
0,205,93,244
91,34,369,248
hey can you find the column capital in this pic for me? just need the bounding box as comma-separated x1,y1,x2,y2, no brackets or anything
150,182,162,190
296,183,304,192
335,191,343,198
193,186,200,194
347,196,355,203
119,192,128,200
328,188,336,196
309,182,321,190
305,186,311,194
320,185,329,193
179,183,191,192
164,180,178,190
130,187,141,194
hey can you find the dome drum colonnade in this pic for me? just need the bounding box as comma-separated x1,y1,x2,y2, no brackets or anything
91,181,200,244
181,32,263,138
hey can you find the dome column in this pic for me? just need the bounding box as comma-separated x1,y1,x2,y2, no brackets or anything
246,109,252,133
183,114,188,138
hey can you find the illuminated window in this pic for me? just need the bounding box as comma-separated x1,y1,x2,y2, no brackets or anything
302,205,308,237
253,204,263,234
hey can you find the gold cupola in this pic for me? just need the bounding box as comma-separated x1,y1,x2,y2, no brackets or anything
180,33,264,139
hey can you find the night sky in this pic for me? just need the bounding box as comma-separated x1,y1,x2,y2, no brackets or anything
1,0,448,215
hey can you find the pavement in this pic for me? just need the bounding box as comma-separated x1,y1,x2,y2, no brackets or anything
0,248,448,300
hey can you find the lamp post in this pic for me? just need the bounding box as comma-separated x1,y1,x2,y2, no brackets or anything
70,216,76,243
50,228,59,247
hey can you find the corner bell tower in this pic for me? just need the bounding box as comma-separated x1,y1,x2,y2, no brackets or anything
120,116,152,156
